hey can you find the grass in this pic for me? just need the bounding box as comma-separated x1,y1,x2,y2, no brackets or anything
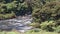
25,31,59,34
0,31,20,34
0,30,59,34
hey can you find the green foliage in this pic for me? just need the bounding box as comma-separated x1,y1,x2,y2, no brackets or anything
0,12,15,19
33,1,60,23
0,0,29,19
30,23,40,28
32,1,60,32
40,21,56,31
6,1,17,9
55,26,60,33
25,30,59,34
0,0,60,33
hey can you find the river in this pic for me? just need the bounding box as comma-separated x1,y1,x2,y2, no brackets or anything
0,15,33,32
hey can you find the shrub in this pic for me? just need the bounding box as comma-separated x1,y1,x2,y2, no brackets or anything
32,1,60,23
40,20,56,32
55,26,60,33
0,12,15,19
30,23,40,28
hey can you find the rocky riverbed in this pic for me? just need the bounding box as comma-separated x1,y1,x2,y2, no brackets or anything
0,15,33,32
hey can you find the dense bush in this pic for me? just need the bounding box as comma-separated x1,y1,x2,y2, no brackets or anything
33,1,60,23
0,12,15,19
32,0,60,32
0,0,32,19
40,21,56,32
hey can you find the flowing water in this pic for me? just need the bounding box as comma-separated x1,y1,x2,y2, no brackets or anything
0,15,33,32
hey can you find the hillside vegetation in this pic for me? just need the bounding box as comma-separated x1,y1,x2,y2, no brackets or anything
0,0,60,33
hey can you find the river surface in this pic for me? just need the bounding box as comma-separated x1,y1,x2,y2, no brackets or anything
0,15,33,32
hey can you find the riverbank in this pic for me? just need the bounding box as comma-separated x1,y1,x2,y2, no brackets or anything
0,14,32,20
0,30,59,34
